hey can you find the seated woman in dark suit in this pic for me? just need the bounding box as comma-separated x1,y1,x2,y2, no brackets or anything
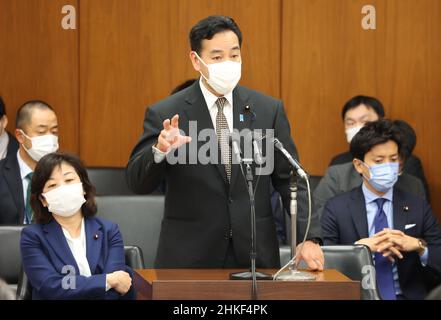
20,152,135,300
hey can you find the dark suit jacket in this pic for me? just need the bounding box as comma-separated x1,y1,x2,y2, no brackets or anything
330,151,430,200
313,162,426,220
0,150,25,224
126,81,321,268
20,217,135,300
5,131,19,157
329,151,353,166
321,186,441,299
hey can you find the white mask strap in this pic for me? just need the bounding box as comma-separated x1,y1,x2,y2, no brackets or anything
193,51,208,68
19,129,32,140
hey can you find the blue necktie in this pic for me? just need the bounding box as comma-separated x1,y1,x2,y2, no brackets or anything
24,172,34,224
374,198,396,300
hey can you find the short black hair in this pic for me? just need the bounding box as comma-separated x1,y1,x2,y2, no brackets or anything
394,119,416,160
16,100,54,129
171,79,197,95
189,15,242,55
0,96,5,117
31,152,97,224
350,119,402,161
342,95,385,120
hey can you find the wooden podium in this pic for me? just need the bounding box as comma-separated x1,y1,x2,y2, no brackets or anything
134,269,360,300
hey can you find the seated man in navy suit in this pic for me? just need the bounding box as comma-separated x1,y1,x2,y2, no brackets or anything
321,119,441,300
0,100,59,224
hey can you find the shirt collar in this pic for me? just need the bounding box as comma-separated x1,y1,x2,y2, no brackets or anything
199,77,233,110
362,182,393,204
62,217,85,242
16,150,33,180
0,130,9,159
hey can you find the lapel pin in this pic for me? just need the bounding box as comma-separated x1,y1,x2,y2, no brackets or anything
94,234,99,240
403,206,409,212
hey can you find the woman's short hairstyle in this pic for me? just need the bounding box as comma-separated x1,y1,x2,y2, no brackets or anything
30,152,97,224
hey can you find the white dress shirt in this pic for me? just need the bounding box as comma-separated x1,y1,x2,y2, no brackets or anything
62,218,92,277
0,130,9,160
198,77,234,132
153,77,234,163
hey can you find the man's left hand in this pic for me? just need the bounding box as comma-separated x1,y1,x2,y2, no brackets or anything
295,240,324,271
374,229,422,260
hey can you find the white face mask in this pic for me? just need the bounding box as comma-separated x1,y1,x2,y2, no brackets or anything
43,182,86,217
194,52,241,95
345,125,364,143
20,130,59,161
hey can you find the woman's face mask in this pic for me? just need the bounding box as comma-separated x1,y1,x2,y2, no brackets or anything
42,182,86,217
194,52,241,96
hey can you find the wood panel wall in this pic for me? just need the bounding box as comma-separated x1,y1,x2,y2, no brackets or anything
0,0,79,154
282,0,441,218
79,0,281,166
1,0,440,218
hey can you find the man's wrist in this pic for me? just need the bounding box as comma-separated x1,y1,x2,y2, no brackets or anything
106,274,114,289
416,238,427,255
152,144,168,163
153,142,165,153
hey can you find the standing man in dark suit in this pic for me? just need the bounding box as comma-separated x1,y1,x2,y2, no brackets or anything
0,100,59,224
322,119,441,299
126,15,323,269
0,96,19,161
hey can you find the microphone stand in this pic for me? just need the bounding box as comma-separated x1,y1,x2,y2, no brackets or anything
230,157,272,300
274,172,315,281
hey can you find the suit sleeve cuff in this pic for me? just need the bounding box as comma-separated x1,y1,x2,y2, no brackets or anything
105,280,111,292
152,145,168,163
420,247,429,266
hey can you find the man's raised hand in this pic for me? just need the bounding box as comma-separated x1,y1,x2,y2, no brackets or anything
156,114,191,153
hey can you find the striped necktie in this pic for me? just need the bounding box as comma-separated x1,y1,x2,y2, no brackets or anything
215,97,231,182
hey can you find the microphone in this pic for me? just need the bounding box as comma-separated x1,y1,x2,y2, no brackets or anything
252,140,263,165
273,138,308,179
229,135,242,163
229,130,272,295
246,132,263,165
